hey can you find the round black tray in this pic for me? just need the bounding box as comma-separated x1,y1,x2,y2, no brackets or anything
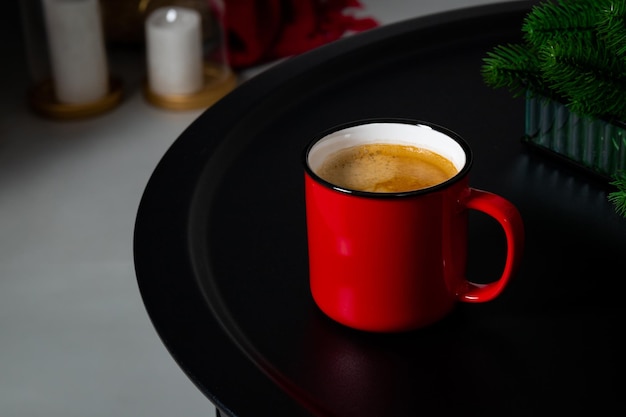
134,2,626,416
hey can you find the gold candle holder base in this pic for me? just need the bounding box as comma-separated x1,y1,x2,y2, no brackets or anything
143,63,238,110
29,77,124,120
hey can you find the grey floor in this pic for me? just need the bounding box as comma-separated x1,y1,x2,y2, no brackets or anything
0,1,517,416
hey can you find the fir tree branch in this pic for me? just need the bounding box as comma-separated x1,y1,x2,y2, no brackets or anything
539,35,626,119
522,0,606,48
609,171,626,217
597,0,626,58
481,43,545,97
482,0,626,218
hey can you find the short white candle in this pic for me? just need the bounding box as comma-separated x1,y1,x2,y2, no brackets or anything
42,0,109,104
146,7,204,96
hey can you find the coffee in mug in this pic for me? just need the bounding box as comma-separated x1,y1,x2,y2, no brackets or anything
303,119,524,332
316,143,458,193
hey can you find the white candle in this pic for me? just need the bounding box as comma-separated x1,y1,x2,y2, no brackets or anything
42,0,109,104
146,7,204,96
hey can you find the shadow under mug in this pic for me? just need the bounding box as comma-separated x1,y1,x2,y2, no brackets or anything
302,119,525,332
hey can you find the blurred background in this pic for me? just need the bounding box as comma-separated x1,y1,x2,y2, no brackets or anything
0,1,517,416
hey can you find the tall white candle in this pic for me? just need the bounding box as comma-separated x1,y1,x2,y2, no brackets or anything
42,0,109,104
146,7,204,96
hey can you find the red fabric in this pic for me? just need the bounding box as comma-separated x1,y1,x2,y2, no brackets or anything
222,0,379,68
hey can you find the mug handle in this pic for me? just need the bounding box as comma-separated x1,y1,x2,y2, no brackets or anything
458,188,525,302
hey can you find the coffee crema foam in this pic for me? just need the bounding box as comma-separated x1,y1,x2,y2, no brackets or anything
316,143,458,193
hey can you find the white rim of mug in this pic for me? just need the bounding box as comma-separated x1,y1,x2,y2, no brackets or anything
303,118,473,198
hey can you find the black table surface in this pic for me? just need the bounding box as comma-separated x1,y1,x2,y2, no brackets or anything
133,1,626,416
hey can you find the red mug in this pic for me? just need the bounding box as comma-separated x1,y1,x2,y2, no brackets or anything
303,119,524,332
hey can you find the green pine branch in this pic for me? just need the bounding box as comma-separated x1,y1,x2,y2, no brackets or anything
597,0,626,57
481,43,546,97
481,0,626,219
539,36,626,120
482,0,626,120
522,0,603,48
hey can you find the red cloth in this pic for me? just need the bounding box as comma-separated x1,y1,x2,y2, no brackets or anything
222,0,379,68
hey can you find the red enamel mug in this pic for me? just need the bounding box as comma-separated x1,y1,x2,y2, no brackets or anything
303,119,524,332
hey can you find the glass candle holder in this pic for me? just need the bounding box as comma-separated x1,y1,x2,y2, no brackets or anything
20,0,123,119
135,0,237,110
